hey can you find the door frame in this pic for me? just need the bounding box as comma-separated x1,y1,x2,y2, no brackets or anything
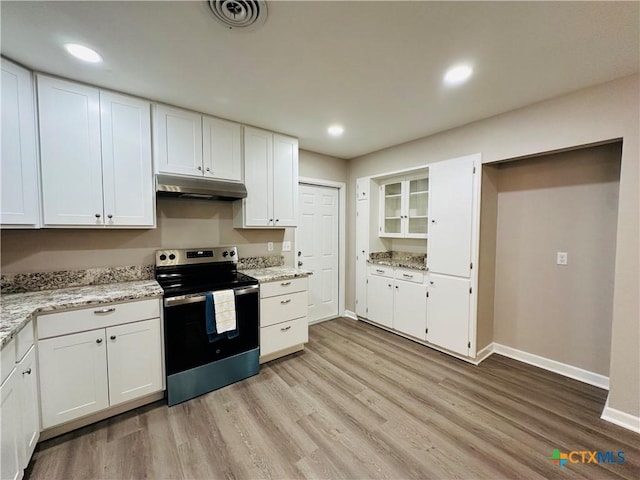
296,177,346,322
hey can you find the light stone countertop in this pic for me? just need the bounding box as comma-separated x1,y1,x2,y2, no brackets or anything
0,280,163,349
240,266,313,283
367,258,427,271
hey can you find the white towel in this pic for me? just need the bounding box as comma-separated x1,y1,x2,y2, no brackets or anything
213,289,236,333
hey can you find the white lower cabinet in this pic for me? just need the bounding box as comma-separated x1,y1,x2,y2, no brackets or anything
259,277,309,362
426,274,471,356
17,346,39,468
1,369,22,480
366,273,394,328
37,300,163,430
393,280,427,340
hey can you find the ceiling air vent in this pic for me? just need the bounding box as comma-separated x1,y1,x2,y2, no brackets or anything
207,0,268,31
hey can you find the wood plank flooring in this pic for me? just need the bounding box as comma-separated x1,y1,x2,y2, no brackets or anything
25,317,639,479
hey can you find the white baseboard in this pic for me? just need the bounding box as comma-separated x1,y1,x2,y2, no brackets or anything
601,394,640,433
493,343,610,390
343,310,358,320
474,343,495,364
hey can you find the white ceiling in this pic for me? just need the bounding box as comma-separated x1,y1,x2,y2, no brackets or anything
1,1,638,159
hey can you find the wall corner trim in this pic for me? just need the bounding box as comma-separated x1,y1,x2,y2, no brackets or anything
492,343,610,390
474,343,495,365
343,310,358,321
601,394,640,434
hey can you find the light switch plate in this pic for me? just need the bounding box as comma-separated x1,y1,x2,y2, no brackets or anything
282,241,291,252
267,242,274,252
556,252,568,265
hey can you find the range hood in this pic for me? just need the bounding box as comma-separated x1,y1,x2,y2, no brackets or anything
156,174,247,201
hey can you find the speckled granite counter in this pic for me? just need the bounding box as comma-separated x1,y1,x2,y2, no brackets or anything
368,251,427,271
240,266,312,283
0,280,163,349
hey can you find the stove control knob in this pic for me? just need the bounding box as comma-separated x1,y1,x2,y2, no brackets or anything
159,254,167,261
230,250,236,257
169,253,176,260
222,251,229,257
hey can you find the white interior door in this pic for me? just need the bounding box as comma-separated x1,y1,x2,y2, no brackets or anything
299,184,339,323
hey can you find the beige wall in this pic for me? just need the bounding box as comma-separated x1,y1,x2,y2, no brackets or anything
0,148,348,274
348,74,639,418
493,143,621,376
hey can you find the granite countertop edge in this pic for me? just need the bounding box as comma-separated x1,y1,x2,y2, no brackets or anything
367,259,427,271
240,266,313,283
0,280,163,350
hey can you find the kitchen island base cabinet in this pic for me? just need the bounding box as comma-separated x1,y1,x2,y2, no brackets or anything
37,300,163,431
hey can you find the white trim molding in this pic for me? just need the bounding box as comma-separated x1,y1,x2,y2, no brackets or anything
473,343,495,365
493,343,610,390
601,395,640,434
343,310,358,321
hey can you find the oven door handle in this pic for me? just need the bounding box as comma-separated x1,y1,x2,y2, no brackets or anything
164,285,259,307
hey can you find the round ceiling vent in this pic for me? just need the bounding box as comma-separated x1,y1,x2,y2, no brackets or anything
206,0,268,31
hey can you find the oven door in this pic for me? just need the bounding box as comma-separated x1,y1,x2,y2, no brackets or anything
163,285,259,376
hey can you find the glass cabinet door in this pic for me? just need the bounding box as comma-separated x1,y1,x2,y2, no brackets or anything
406,177,428,237
382,181,402,236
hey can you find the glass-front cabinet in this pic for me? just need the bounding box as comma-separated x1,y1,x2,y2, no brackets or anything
380,171,429,238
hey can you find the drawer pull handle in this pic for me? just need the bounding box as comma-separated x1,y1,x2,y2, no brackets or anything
280,299,291,304
94,308,116,314
280,281,291,286
376,269,385,273
22,368,32,376
280,326,291,332
402,274,414,278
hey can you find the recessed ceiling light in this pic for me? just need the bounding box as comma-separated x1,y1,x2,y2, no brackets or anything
444,64,473,86
64,43,103,63
328,125,344,137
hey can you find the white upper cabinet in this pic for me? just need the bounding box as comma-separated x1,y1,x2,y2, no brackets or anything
38,75,154,228
379,172,429,239
100,91,154,226
427,155,476,277
1,58,39,227
234,127,298,228
153,105,203,176
203,115,242,181
154,105,242,182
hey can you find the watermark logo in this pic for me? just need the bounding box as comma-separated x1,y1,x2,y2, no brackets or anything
550,449,625,467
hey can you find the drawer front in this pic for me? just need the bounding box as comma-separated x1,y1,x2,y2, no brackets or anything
16,320,34,361
261,317,308,357
261,291,307,327
1,337,16,385
37,298,161,339
260,277,308,299
394,269,425,284
369,265,393,278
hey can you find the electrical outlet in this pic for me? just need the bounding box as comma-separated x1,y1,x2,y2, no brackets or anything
556,252,568,265
282,241,291,252
267,242,274,252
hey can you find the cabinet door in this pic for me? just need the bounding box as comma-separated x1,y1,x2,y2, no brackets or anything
380,181,403,237
426,274,470,356
393,280,427,340
243,127,273,226
153,105,203,176
1,59,39,227
106,318,163,407
17,346,39,468
427,155,475,277
202,116,242,182
100,91,154,227
366,274,393,328
272,134,299,227
1,370,22,480
38,75,104,226
38,329,109,429
405,176,429,238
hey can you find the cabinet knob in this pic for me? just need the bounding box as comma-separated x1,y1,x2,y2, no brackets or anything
96,338,103,344
197,166,202,171
298,261,303,267
388,284,392,288
269,219,273,223
395,285,398,289
431,219,436,223
95,213,101,218
430,281,434,285
206,167,210,172
110,335,116,340
275,219,280,223
107,214,113,219
22,368,32,376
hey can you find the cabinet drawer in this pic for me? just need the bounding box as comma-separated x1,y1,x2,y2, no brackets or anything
394,269,425,284
1,337,16,385
16,320,34,361
260,277,308,299
369,265,393,277
261,291,307,327
37,299,161,339
261,317,308,357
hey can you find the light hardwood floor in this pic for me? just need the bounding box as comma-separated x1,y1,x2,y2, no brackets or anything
26,317,639,479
